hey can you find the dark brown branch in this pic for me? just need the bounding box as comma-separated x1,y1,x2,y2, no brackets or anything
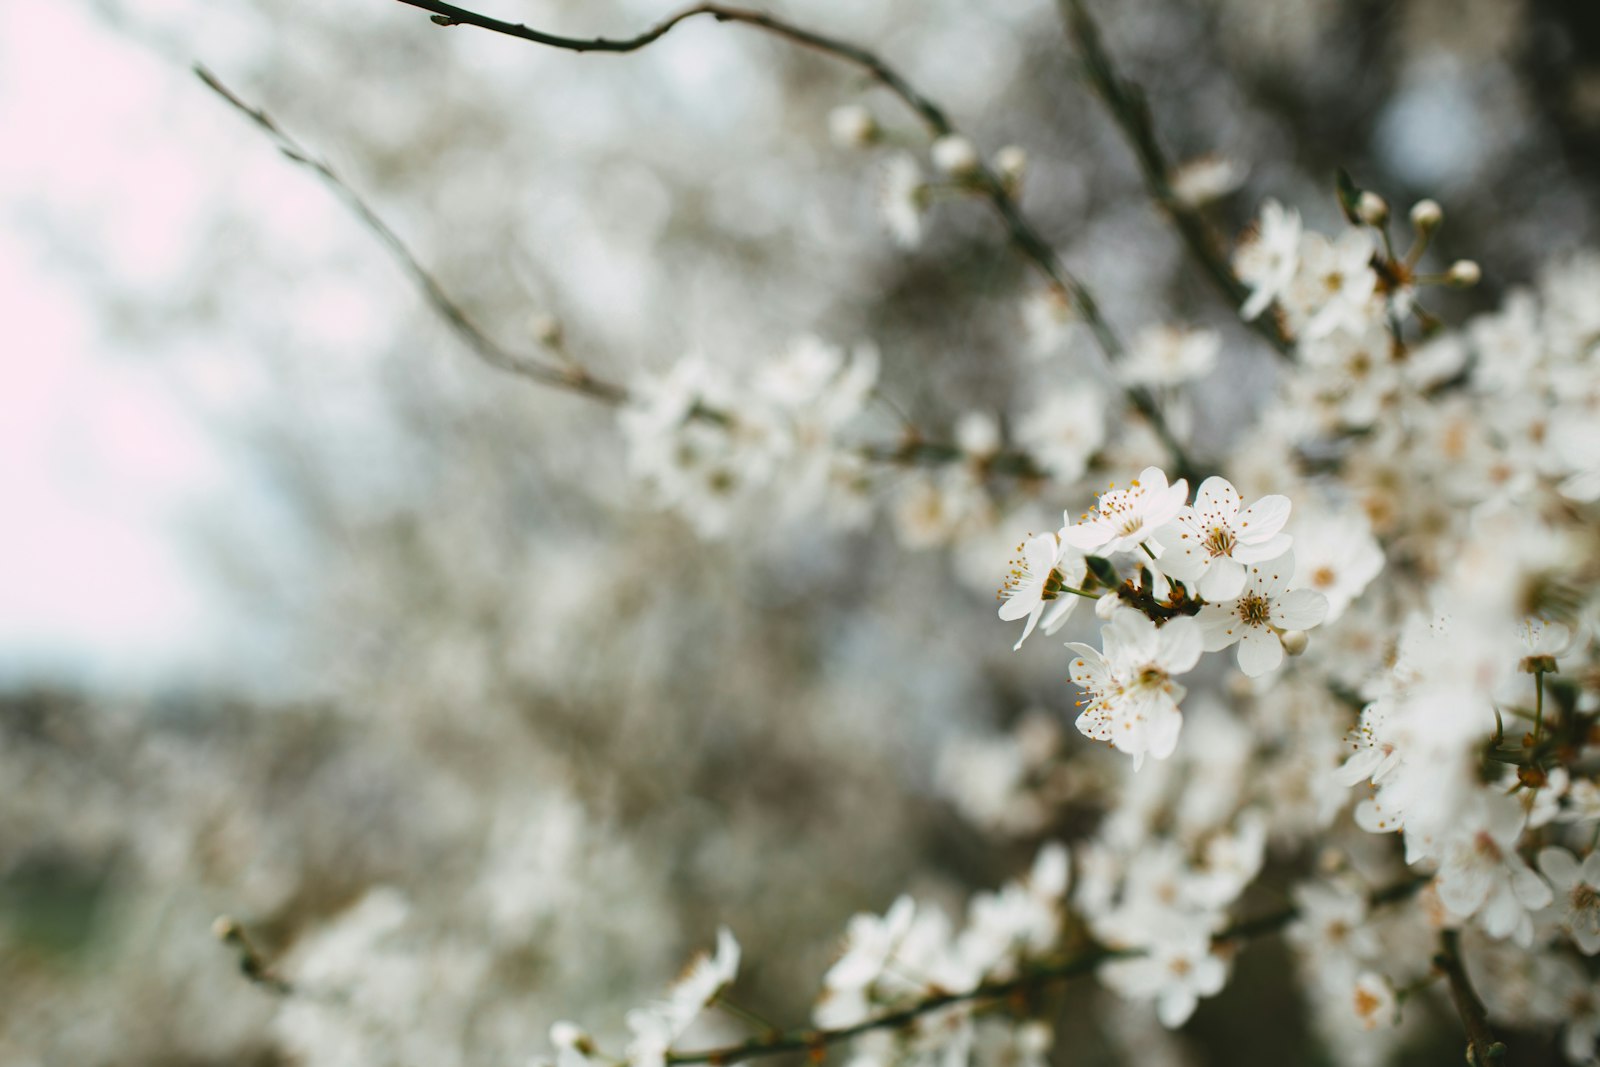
388,0,1198,481
1057,0,1296,362
1434,929,1507,1065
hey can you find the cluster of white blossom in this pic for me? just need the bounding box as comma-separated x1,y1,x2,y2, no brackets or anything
618,336,881,537
593,151,1600,1063
999,468,1332,765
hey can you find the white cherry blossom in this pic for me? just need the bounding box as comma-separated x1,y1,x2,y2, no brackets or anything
1152,476,1292,602
1538,847,1600,955
1060,467,1189,557
1195,552,1327,676
1235,198,1302,321
998,533,1088,650
1067,611,1203,768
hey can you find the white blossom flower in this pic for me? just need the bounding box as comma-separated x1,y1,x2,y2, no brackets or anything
1539,847,1600,955
1060,467,1189,556
1168,155,1247,208
626,928,741,1067
1294,230,1379,340
1152,476,1292,602
1098,933,1228,1028
1434,796,1552,946
1288,506,1384,623
1067,611,1203,768
828,105,877,148
1015,388,1105,482
1235,199,1302,321
879,153,926,248
1118,326,1221,387
998,533,1088,650
1348,972,1398,1032
1196,551,1327,676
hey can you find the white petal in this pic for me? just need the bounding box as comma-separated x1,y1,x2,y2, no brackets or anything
1236,494,1291,540
1198,558,1246,601
1157,988,1198,1029
1193,477,1240,521
1273,589,1329,630
1232,532,1292,564
1060,522,1111,552
1248,550,1295,596
1540,847,1581,890
1236,628,1283,677
1156,616,1204,673
1196,604,1241,651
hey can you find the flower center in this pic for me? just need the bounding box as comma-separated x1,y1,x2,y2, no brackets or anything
1204,525,1236,558
1573,883,1600,916
1238,593,1271,626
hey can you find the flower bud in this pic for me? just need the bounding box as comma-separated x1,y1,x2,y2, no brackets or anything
828,105,878,148
1280,629,1309,656
932,135,980,178
1094,592,1120,620
1446,259,1481,287
529,313,564,349
1409,198,1442,233
1357,191,1389,226
994,145,1028,187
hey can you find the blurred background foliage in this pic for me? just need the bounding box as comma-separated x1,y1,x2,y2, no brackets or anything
3,0,1599,1062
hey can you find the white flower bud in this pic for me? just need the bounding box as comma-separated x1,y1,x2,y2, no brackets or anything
932,135,980,178
1409,198,1442,233
529,313,564,349
1446,259,1481,287
1357,191,1389,226
1280,629,1309,656
994,145,1027,186
955,410,1000,458
1094,592,1120,620
828,105,878,148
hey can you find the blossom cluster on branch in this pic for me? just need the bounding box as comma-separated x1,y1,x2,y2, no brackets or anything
193,3,1600,1064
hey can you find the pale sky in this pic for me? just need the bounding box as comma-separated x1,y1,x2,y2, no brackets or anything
0,1,261,687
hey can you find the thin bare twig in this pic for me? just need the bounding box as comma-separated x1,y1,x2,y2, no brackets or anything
388,0,1198,481
195,64,630,406
1057,0,1295,362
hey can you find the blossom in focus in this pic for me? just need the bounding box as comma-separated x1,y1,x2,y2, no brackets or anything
998,533,1087,650
1060,466,1189,556
1195,551,1327,676
1152,476,1292,602
1067,610,1202,768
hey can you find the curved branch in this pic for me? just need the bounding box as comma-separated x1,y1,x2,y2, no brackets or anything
389,0,1198,481
1057,0,1295,362
194,64,628,406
